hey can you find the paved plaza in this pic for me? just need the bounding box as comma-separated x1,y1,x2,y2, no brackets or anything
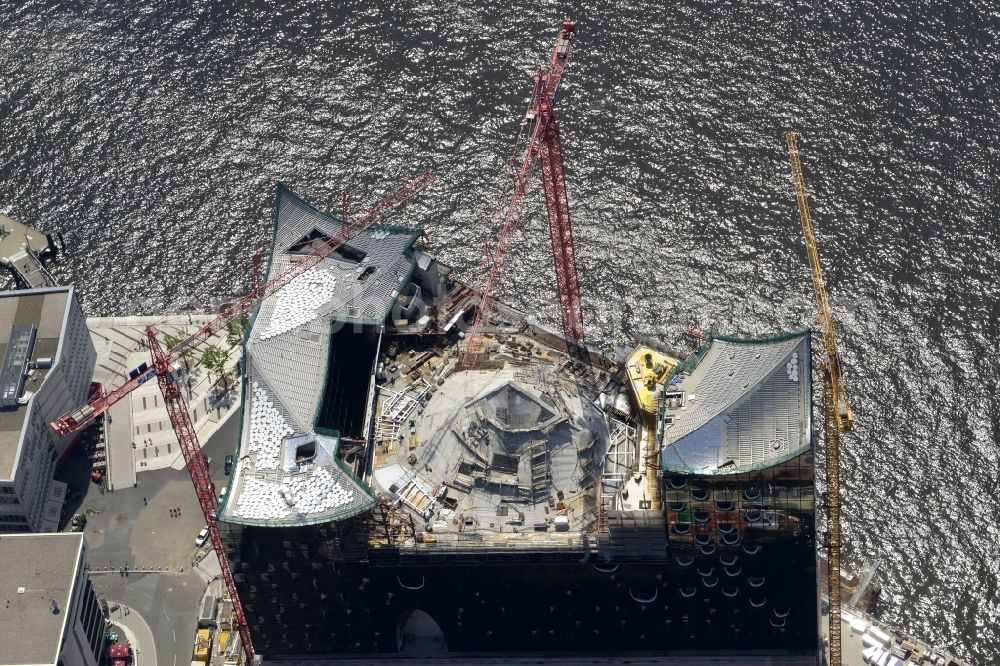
71,401,240,666
87,316,241,492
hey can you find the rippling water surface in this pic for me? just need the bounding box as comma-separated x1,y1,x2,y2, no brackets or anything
2,1,998,661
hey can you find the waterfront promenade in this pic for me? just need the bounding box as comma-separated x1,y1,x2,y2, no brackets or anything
87,316,241,492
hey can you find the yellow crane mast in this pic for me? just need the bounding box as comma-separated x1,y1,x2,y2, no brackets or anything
784,131,854,666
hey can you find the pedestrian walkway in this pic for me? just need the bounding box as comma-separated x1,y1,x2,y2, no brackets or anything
107,399,137,491
107,601,157,666
89,316,243,491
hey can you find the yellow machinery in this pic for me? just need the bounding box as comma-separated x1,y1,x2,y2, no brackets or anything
193,628,212,663
215,630,230,657
785,131,854,666
625,346,678,511
625,347,676,414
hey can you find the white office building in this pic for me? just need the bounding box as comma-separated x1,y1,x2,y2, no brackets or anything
0,287,96,533
0,532,107,666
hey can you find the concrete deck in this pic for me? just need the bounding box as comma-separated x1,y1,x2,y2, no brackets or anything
369,330,618,551
823,604,968,666
0,212,57,289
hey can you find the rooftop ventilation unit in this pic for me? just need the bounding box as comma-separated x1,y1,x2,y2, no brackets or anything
0,324,36,409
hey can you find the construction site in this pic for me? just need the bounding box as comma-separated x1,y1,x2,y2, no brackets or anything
45,20,879,666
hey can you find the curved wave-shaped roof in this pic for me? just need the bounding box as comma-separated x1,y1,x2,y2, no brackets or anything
659,330,812,475
219,184,420,525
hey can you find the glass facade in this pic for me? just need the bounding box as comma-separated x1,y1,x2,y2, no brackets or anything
661,450,818,645
220,483,817,657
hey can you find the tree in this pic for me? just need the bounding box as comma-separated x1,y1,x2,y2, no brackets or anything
201,345,232,387
226,314,249,349
163,330,196,371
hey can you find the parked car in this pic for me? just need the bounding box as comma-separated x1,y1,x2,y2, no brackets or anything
224,455,234,475
194,526,209,547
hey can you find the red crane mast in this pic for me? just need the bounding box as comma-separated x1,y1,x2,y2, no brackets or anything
459,20,585,368
51,173,434,663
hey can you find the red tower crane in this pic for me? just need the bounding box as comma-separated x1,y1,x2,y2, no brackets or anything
459,20,585,368
51,172,434,663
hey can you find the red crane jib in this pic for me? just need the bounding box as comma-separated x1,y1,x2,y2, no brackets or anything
50,172,434,663
539,118,585,344
50,171,434,437
460,20,584,369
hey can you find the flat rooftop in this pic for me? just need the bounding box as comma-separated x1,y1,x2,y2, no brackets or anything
0,212,51,260
0,532,84,666
0,289,69,480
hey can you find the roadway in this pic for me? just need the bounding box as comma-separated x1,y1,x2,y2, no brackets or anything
75,411,240,666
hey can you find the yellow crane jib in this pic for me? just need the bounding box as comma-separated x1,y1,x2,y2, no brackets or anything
784,131,855,433
785,130,855,666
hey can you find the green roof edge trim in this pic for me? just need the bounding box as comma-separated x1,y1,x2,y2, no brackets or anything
273,183,424,326
221,181,405,526
657,327,814,476
218,183,285,520
273,180,424,238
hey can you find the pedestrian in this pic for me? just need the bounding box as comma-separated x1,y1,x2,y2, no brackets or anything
143,497,147,506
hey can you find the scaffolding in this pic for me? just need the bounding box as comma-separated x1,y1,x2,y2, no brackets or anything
366,496,416,547
374,378,432,445
528,438,551,500
601,418,636,511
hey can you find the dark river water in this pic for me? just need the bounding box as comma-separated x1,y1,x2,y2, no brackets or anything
2,0,998,661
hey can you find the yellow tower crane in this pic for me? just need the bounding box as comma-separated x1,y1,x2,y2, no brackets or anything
785,131,854,666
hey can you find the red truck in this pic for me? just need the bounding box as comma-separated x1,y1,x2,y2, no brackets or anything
108,641,131,666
